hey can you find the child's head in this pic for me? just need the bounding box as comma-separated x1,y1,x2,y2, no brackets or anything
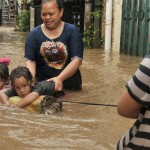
10,66,34,98
0,63,9,90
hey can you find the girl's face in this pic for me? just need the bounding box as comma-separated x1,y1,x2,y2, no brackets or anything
12,76,33,98
41,1,63,30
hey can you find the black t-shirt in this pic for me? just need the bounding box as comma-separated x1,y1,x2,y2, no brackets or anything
24,23,83,90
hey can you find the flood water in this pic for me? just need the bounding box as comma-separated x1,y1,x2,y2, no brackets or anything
0,26,143,150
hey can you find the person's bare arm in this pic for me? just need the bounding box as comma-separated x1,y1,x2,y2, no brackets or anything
0,92,9,104
117,89,142,119
58,58,82,81
16,92,40,108
47,58,82,91
25,59,36,80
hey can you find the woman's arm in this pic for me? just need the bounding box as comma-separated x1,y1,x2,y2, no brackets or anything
117,89,142,119
58,58,82,81
47,58,82,91
25,59,36,80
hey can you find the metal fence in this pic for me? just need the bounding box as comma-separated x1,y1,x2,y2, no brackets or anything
62,0,85,33
120,0,150,57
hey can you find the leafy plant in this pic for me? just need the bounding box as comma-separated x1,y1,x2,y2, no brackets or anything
83,10,103,48
83,24,95,48
16,10,30,32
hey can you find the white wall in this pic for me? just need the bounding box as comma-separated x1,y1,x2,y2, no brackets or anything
112,0,123,52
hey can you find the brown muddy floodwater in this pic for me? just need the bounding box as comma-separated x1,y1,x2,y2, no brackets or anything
0,26,143,150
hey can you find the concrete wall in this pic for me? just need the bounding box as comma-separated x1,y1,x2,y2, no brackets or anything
112,0,123,52
102,0,122,51
30,7,34,31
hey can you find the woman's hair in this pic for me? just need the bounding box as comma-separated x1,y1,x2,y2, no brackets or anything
0,63,9,82
10,66,33,86
41,0,63,10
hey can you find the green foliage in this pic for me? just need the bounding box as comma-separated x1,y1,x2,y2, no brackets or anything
83,24,95,48
17,10,30,32
91,10,101,18
83,10,103,48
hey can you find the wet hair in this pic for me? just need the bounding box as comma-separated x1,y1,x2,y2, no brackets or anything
41,0,63,10
10,66,33,86
0,63,9,82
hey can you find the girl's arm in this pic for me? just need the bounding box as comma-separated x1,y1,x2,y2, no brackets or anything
117,89,142,119
16,92,40,108
0,92,9,104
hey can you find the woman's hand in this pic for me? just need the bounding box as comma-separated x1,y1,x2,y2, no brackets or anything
47,77,63,91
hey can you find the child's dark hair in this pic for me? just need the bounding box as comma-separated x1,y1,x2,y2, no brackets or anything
0,63,9,82
10,66,33,86
41,0,63,10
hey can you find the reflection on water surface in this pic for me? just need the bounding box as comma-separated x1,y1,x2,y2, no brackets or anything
0,27,143,150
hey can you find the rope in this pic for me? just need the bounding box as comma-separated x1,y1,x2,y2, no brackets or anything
62,100,117,107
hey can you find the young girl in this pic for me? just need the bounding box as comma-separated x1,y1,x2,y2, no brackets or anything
0,66,62,114
0,58,11,90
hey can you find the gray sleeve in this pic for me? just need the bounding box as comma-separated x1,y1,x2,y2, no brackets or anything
32,81,55,96
4,89,17,97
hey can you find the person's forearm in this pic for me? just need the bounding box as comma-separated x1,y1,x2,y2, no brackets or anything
25,60,36,78
58,58,82,81
16,92,39,108
0,92,9,104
